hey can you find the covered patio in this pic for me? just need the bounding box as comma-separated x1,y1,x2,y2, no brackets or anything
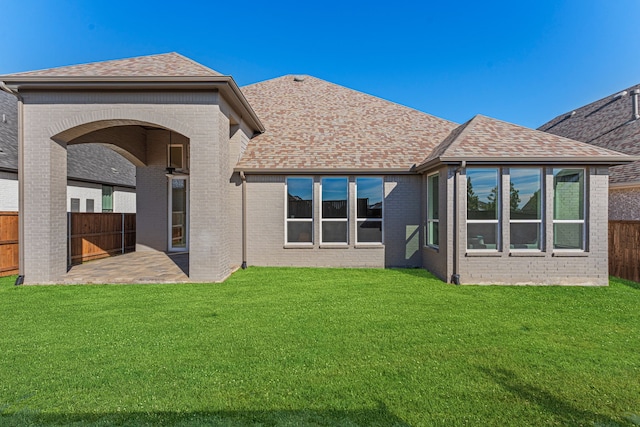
62,251,190,284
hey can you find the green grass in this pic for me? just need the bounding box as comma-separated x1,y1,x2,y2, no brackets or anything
0,268,639,426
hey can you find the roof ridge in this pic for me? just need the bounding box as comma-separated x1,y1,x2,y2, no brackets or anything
168,52,223,76
422,115,480,163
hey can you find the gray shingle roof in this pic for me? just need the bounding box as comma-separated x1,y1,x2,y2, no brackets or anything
539,84,640,184
420,114,630,166
0,91,135,187
3,52,221,78
238,75,459,171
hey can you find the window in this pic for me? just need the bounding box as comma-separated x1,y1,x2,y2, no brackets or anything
467,168,499,250
321,177,348,243
168,144,184,170
427,173,439,248
356,177,383,243
70,198,80,213
102,185,113,213
553,168,585,250
510,168,542,250
86,199,94,213
286,177,313,244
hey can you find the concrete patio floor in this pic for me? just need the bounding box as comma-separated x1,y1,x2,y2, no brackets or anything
63,251,190,284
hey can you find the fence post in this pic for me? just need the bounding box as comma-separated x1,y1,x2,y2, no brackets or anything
122,213,125,254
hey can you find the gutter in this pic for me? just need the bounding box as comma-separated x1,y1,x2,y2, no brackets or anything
451,161,465,285
233,167,416,175
0,81,25,285
240,171,248,269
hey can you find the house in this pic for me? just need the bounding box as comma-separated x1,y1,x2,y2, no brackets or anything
0,53,633,285
539,86,640,220
0,90,136,213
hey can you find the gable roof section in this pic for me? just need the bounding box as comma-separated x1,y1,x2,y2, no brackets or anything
2,53,221,77
418,114,632,171
237,75,458,172
539,84,640,185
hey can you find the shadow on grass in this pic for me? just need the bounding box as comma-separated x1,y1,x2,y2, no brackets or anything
478,367,636,426
611,276,640,290
0,401,410,427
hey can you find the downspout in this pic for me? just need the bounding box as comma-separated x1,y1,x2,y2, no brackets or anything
451,160,465,285
0,82,25,286
240,171,248,269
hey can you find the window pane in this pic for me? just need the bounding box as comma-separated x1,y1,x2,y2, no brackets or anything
287,221,312,243
467,223,498,249
287,178,313,219
322,221,348,243
428,174,439,220
554,223,584,250
554,169,584,220
428,221,439,247
356,178,383,218
322,178,348,218
357,220,382,243
102,185,113,213
510,223,541,249
71,198,80,213
511,168,541,220
86,199,94,213
467,169,499,220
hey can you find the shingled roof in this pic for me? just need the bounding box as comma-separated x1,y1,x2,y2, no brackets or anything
539,84,640,185
237,75,458,172
419,114,630,169
3,52,221,78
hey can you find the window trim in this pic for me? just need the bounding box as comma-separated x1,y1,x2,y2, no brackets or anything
426,172,439,249
509,167,543,252
320,177,349,245
466,167,501,252
285,177,314,246
552,168,586,252
355,177,384,245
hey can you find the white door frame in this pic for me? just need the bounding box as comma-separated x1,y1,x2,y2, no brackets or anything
168,175,189,252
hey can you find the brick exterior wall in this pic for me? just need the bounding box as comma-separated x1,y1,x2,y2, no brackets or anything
452,167,609,285
244,174,423,268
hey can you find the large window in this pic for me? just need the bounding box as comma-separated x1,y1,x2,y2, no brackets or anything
510,168,542,250
427,173,439,248
553,168,585,250
102,185,113,213
356,177,383,243
286,177,313,244
467,168,499,250
321,177,348,243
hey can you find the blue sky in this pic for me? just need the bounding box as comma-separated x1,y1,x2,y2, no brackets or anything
1,0,639,128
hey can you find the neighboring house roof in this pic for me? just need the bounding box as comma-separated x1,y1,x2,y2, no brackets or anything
418,114,630,170
539,85,640,185
3,52,221,77
237,75,459,172
0,90,135,187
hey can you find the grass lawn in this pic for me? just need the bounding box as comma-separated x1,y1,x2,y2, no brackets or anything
0,268,639,426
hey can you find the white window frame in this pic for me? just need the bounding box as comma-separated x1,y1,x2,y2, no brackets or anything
320,177,349,245
355,177,384,245
466,167,501,252
285,177,314,245
509,168,543,252
426,172,439,249
553,168,586,251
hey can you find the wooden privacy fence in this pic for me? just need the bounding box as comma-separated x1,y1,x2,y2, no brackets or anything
68,213,136,265
609,220,640,283
0,212,19,276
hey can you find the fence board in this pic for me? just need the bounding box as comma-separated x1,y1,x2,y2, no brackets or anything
609,220,640,283
0,212,19,276
69,213,136,265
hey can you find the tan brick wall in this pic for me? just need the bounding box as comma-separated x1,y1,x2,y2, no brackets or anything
453,167,609,285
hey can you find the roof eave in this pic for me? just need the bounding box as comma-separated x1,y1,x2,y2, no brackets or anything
234,167,416,175
0,76,265,133
416,155,637,173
